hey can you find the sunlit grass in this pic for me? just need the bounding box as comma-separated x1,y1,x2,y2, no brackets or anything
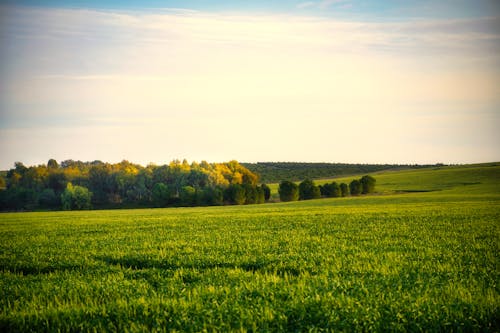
0,165,499,331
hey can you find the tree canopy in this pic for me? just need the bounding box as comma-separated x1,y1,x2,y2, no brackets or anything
0,159,262,211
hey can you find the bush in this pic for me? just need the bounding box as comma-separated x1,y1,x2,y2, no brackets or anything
224,184,246,205
360,175,376,194
299,179,321,200
322,182,340,198
349,180,362,196
61,183,92,210
278,181,299,202
340,183,349,197
196,187,223,206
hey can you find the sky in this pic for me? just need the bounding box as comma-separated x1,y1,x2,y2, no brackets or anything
0,1,499,169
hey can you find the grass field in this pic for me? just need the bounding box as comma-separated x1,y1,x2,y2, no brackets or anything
1,164,499,332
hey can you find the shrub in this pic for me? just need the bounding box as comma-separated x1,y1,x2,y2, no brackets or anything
278,181,299,202
360,175,376,194
299,179,321,200
349,180,362,196
61,183,92,210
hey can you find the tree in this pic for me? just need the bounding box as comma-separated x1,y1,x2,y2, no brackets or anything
321,182,341,198
299,179,321,200
73,185,93,209
340,183,349,197
329,182,341,197
224,184,246,205
243,184,257,204
349,179,362,196
180,186,196,206
39,188,60,208
278,181,299,202
152,183,170,207
47,171,67,193
61,183,92,210
47,159,59,169
360,175,376,194
261,184,271,202
196,187,223,206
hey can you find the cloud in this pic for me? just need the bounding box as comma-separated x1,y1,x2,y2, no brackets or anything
318,0,350,9
296,2,316,9
0,6,499,167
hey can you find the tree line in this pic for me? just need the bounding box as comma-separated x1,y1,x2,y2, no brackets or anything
0,159,271,211
278,175,376,202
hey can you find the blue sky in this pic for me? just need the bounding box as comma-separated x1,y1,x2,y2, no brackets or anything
0,1,499,168
3,0,500,19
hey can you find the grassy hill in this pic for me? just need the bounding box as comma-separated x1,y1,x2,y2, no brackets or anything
268,163,500,199
242,162,434,183
0,164,498,331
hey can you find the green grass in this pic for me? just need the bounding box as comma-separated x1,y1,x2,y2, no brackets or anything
267,163,500,198
1,164,499,332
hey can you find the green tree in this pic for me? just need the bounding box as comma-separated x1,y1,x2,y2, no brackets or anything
224,184,246,205
349,179,362,196
196,187,223,206
180,186,196,206
340,183,349,197
261,184,271,202
47,159,59,169
299,179,321,200
73,185,93,209
39,188,60,208
152,183,170,207
360,175,376,194
278,181,299,202
61,183,92,210
243,184,257,204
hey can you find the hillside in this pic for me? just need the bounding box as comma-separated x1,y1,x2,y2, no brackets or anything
267,163,500,199
242,162,438,183
1,163,498,331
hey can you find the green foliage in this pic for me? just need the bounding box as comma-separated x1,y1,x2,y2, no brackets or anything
0,159,261,211
38,188,60,208
278,180,299,202
61,183,92,210
349,179,362,196
340,183,349,197
243,162,436,183
47,158,59,169
298,179,321,200
224,184,246,205
0,174,498,331
196,187,223,206
180,186,196,206
321,182,341,197
261,184,271,201
360,175,376,194
152,183,170,207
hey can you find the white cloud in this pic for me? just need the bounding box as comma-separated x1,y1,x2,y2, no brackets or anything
296,2,316,9
318,0,350,10
0,6,499,167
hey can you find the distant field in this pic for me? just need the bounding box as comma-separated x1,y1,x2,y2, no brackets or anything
267,163,500,198
1,164,499,331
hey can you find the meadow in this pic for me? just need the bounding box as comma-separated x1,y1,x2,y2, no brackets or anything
0,164,499,332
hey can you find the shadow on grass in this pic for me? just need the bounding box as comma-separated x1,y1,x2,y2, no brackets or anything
0,262,82,275
96,255,303,277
